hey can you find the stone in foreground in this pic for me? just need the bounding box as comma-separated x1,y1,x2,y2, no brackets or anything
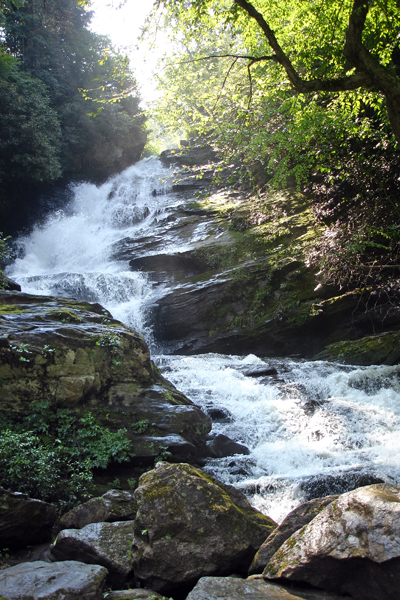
132,462,277,593
51,521,135,586
186,576,347,600
56,489,137,533
0,560,107,600
249,495,338,575
264,483,400,600
0,486,57,549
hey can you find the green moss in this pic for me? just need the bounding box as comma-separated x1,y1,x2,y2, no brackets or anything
47,308,82,323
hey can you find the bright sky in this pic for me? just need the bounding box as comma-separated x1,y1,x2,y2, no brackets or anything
89,0,166,102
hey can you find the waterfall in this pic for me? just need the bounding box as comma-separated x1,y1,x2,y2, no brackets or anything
7,158,400,523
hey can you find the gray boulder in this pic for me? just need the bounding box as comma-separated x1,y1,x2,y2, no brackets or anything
264,483,400,600
56,489,137,533
51,521,135,587
186,576,346,600
0,486,57,549
132,462,277,593
249,495,338,574
0,560,107,600
206,433,250,458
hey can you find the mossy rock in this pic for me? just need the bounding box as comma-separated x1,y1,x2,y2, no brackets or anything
316,331,400,365
132,462,277,593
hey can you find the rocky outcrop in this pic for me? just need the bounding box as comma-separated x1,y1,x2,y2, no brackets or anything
0,291,211,473
0,560,107,600
264,483,400,600
186,576,346,600
0,487,57,549
50,521,135,587
249,495,338,575
56,489,137,533
132,462,277,593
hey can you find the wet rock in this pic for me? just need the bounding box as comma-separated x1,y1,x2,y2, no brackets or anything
315,331,400,366
51,521,135,587
2,276,21,292
132,462,277,593
243,367,278,378
0,486,57,549
56,489,137,534
0,560,107,600
249,495,339,575
186,576,346,600
206,433,250,458
300,470,384,500
264,483,400,600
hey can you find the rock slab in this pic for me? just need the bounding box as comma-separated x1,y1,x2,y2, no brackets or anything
0,486,57,549
51,521,135,586
264,483,400,600
56,489,137,533
186,576,347,600
132,462,277,593
0,560,107,600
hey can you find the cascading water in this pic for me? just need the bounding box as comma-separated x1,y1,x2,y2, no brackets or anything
7,157,400,523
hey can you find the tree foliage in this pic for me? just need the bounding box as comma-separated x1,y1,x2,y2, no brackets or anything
0,0,144,219
150,0,400,292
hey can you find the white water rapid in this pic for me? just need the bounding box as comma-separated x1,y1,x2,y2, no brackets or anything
7,158,400,523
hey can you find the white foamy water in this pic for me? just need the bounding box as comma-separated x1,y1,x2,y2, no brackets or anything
7,158,400,523
155,354,400,522
7,158,176,337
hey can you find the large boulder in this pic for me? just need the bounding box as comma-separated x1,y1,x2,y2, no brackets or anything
264,483,400,600
56,489,137,534
132,462,277,593
186,576,347,600
50,521,135,587
249,495,338,575
0,291,211,467
0,486,57,549
0,560,107,600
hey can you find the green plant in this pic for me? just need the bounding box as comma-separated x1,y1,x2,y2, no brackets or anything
155,445,172,464
10,342,31,363
0,402,132,507
127,477,136,490
96,331,122,366
41,344,56,357
112,478,121,488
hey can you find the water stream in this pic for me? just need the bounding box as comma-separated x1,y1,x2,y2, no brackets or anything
7,157,400,523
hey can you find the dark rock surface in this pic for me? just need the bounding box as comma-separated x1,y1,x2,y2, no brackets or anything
206,433,250,458
264,483,400,600
0,487,57,549
132,462,277,593
0,560,107,600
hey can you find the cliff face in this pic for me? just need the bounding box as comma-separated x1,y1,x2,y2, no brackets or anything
117,146,400,364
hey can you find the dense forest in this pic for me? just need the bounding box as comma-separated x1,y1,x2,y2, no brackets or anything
0,0,145,224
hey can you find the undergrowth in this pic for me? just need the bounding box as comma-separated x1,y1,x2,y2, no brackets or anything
0,402,131,509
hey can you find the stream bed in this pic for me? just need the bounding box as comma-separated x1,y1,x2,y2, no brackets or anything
7,157,400,523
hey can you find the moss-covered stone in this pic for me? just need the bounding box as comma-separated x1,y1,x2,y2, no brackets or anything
315,331,400,366
132,462,277,593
